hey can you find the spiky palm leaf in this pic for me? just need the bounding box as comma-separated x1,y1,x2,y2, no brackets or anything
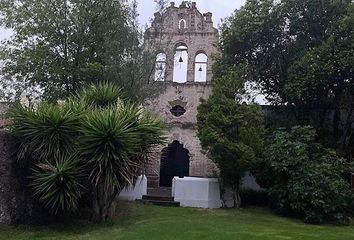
31,154,84,214
79,82,124,109
8,103,81,163
132,111,165,172
138,111,165,148
79,105,142,193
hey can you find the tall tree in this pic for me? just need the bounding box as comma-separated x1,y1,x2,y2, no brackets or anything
218,0,354,153
285,4,354,154
0,0,160,102
197,68,264,208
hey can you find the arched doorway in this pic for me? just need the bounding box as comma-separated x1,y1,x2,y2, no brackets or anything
160,141,190,187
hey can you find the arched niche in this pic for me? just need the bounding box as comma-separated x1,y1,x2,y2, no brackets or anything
179,19,187,29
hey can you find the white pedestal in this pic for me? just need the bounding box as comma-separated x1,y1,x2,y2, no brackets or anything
118,175,147,201
172,177,222,209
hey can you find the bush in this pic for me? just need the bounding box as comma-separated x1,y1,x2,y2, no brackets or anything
255,126,353,224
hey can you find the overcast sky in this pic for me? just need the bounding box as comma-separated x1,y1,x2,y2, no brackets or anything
0,0,246,40
137,0,246,28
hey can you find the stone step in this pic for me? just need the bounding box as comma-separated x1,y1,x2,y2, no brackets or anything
142,195,174,202
147,187,172,197
140,199,180,207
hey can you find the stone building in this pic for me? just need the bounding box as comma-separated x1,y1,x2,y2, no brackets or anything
144,2,219,188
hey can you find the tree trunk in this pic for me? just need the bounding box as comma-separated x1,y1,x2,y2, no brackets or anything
233,185,241,209
91,187,119,223
91,188,103,223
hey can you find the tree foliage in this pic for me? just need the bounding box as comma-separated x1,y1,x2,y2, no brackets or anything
0,0,161,102
218,0,354,153
255,126,353,224
197,68,264,208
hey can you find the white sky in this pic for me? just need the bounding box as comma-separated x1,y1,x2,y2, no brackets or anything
137,0,246,28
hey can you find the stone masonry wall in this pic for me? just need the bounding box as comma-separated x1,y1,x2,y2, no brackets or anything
145,83,218,187
0,131,49,225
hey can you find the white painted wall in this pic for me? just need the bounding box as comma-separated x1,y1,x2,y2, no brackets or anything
171,175,263,209
172,177,222,208
118,175,147,201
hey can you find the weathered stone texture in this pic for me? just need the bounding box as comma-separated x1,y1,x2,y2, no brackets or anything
145,2,219,83
0,103,9,128
146,84,218,179
144,2,220,187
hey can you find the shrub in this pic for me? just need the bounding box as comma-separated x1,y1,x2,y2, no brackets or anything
256,126,353,224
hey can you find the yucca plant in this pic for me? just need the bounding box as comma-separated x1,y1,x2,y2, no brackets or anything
79,102,164,222
8,82,164,221
79,105,140,222
31,154,84,214
78,81,124,108
8,103,82,163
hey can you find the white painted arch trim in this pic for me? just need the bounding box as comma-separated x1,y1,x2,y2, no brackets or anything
179,19,187,29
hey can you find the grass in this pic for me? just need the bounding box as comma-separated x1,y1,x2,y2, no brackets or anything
1,202,354,240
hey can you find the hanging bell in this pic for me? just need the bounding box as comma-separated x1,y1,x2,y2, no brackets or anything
179,56,183,63
198,66,203,72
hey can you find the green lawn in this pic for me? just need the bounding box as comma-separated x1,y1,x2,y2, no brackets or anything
1,202,354,240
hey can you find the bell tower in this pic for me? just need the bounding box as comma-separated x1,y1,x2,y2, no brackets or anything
145,1,219,188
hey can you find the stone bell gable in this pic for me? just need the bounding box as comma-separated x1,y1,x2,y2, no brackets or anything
147,1,218,35
144,2,219,188
144,1,219,83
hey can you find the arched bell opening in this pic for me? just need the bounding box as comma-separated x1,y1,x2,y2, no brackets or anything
173,43,188,83
194,52,208,82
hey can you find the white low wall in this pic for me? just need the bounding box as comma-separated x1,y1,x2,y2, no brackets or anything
172,177,222,209
118,175,147,201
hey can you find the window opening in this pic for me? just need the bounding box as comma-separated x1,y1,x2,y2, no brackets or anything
154,53,167,81
170,105,186,117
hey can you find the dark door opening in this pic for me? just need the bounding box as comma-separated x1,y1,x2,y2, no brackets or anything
160,141,190,187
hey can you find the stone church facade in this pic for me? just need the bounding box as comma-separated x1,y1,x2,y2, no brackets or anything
144,2,219,188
